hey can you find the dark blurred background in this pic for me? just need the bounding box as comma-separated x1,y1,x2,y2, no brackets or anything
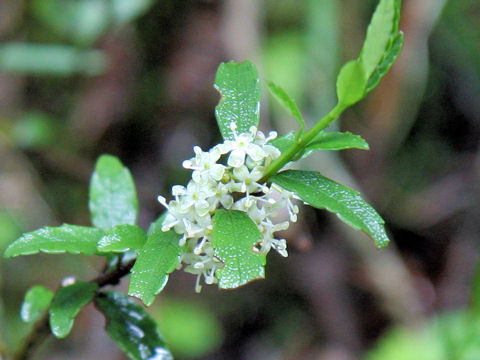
0,0,479,359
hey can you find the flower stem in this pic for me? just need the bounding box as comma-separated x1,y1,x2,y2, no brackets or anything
260,102,345,182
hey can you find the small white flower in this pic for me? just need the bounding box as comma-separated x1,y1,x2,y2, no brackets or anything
183,146,225,181
157,124,300,290
231,165,265,194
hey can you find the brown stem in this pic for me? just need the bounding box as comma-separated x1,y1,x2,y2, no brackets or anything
12,259,136,360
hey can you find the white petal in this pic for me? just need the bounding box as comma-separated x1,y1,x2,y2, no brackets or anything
246,143,267,161
195,200,210,217
210,164,225,181
172,185,186,196
232,165,249,181
228,148,245,167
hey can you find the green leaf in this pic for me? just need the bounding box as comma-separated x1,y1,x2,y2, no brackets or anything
366,32,404,92
95,291,173,360
97,225,147,253
212,210,265,289
4,224,104,258
49,282,98,338
214,60,261,140
128,230,184,306
112,0,156,25
471,259,480,318
0,43,106,76
306,131,370,151
270,131,296,154
271,170,389,248
89,155,139,231
155,298,224,358
147,213,167,236
21,286,54,323
32,0,109,46
359,0,401,79
266,80,305,131
336,60,367,107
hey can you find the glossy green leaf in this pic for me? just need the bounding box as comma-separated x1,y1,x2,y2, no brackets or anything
212,210,265,289
21,286,54,323
97,225,147,253
89,155,139,231
128,230,184,306
366,32,404,92
270,131,296,154
4,224,104,258
49,282,98,338
336,60,367,107
95,291,173,360
147,213,166,236
266,80,305,131
271,170,389,248
359,0,401,79
214,61,261,140
306,131,370,151
0,43,106,76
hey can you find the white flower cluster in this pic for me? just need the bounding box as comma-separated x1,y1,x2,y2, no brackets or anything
158,123,299,291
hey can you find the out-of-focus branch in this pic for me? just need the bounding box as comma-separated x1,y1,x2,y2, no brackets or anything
12,259,136,360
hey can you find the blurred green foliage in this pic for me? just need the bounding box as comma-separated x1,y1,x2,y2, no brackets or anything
1,0,479,359
153,298,223,359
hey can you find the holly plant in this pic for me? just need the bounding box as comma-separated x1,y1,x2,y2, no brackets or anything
3,0,403,359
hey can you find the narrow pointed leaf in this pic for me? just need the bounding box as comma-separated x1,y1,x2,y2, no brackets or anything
336,60,367,107
4,224,104,258
49,282,98,338
266,80,305,130
366,32,404,92
21,286,54,323
359,0,401,79
128,230,184,306
89,155,138,231
97,225,147,253
306,131,370,151
214,61,261,140
95,291,173,360
271,170,389,248
212,210,265,289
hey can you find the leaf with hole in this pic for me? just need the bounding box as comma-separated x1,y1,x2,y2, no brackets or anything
4,224,104,258
212,210,265,289
214,61,261,140
89,155,138,231
271,170,389,248
95,291,173,360
128,230,184,306
49,282,98,338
